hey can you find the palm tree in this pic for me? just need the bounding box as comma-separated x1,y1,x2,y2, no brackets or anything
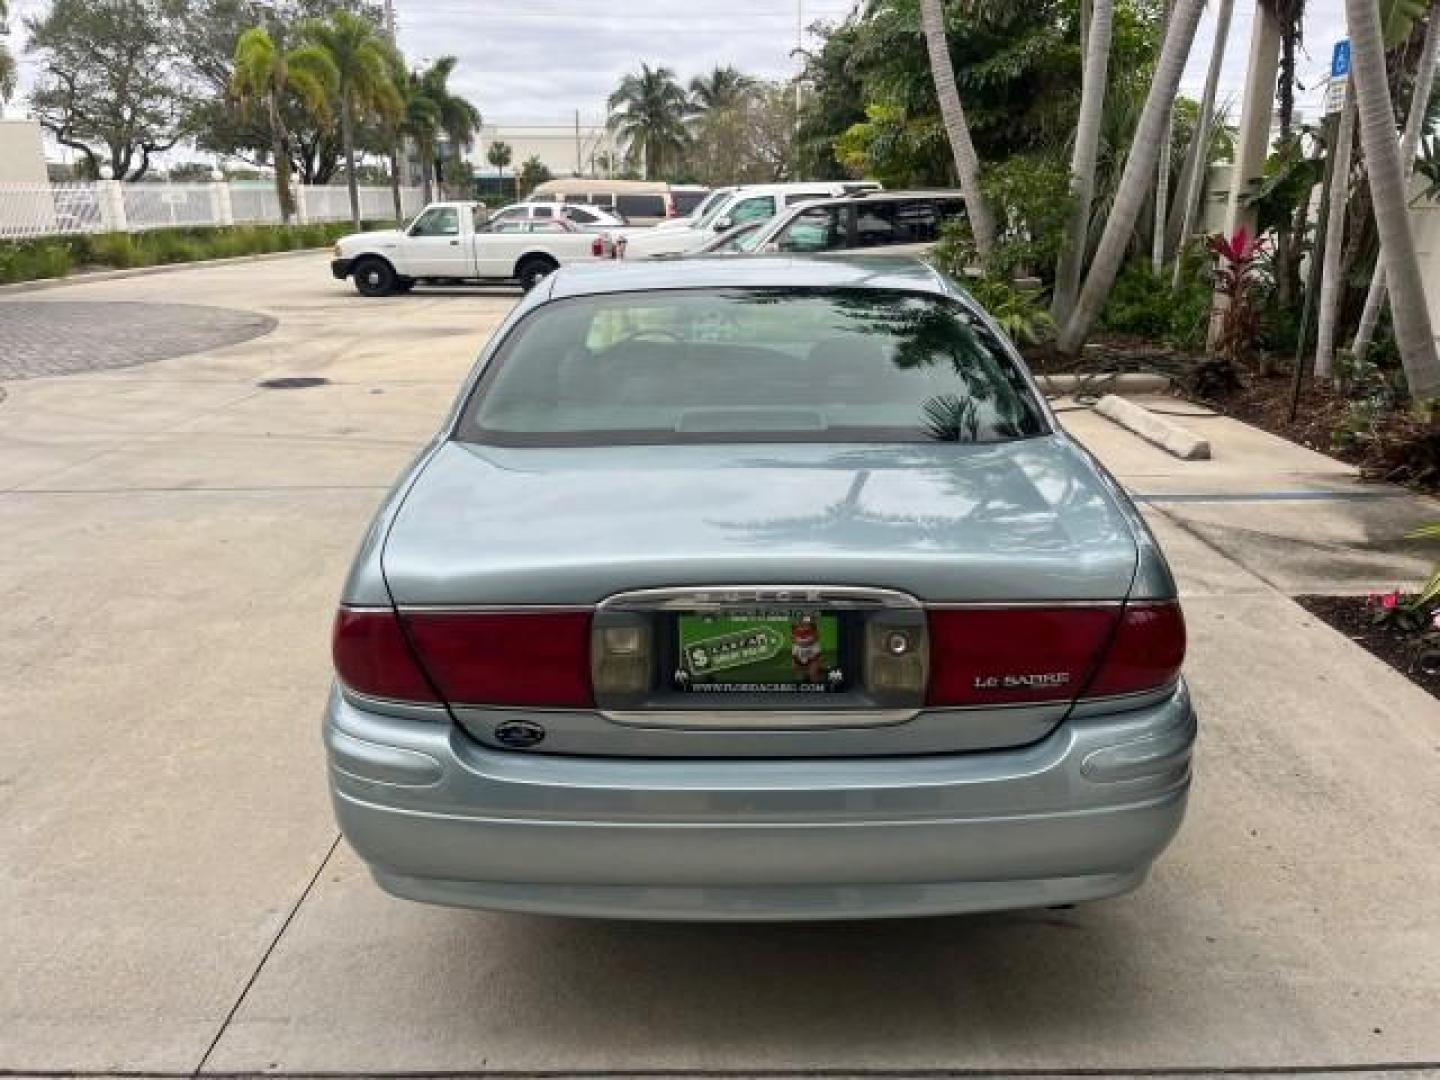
1352,3,1440,360
402,70,441,204
1347,0,1440,400
231,27,337,226
1170,0,1234,286
303,11,397,228
608,64,691,179
1052,0,1114,324
1057,0,1206,354
919,0,996,259
419,57,481,195
1269,0,1308,306
487,140,513,197
0,0,16,106
689,66,757,113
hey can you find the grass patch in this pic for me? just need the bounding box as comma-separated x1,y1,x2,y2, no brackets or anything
0,220,394,285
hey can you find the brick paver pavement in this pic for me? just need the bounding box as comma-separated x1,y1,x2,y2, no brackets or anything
0,300,277,380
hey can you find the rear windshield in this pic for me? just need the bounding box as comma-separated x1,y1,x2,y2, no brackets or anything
460,289,1048,447
673,190,710,214
616,194,668,218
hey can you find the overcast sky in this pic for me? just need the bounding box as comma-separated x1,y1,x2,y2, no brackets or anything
391,0,1349,125
5,0,1350,132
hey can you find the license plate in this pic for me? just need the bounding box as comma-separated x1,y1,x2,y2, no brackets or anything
674,611,845,694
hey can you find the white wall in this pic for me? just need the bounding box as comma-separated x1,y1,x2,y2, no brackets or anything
0,121,49,184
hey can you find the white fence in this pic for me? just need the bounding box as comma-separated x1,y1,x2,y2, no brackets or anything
0,181,428,240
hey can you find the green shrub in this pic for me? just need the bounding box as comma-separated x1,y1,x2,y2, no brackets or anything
1100,260,1211,350
83,232,147,269
964,276,1056,346
929,156,1074,282
0,240,73,284
0,218,390,285
145,231,206,265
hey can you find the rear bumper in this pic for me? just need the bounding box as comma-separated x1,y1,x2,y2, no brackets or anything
324,683,1195,920
330,258,352,279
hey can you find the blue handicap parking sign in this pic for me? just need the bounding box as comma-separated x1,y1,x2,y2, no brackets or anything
1332,40,1351,78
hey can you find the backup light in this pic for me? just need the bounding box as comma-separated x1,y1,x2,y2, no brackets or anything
864,620,929,697
592,619,653,696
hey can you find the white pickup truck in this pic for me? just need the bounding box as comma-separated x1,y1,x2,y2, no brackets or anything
331,201,614,296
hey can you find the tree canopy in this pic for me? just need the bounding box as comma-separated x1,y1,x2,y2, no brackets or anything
25,0,189,180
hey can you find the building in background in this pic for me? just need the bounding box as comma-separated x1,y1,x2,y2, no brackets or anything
0,120,49,184
475,116,616,186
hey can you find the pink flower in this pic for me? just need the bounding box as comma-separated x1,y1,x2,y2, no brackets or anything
1432,611,1440,631
1381,592,1399,610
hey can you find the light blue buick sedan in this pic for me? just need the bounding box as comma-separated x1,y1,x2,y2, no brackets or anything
326,256,1195,920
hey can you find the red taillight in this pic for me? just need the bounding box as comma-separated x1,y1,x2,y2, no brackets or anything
591,236,604,257
1086,601,1186,698
401,611,593,708
926,607,1119,706
333,607,440,703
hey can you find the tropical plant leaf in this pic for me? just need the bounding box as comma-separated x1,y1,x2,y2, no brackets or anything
1413,567,1440,608
1381,0,1429,49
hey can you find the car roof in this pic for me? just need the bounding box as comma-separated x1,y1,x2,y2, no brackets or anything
545,255,950,299
758,190,966,222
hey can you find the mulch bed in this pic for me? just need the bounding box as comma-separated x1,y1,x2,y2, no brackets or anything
1298,596,1440,700
1025,338,1440,495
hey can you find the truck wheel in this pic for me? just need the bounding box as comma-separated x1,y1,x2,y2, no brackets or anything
353,257,396,297
517,256,558,293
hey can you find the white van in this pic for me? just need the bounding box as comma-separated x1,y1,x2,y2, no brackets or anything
527,179,706,226
622,182,880,258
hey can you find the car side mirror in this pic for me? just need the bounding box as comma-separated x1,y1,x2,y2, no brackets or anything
714,217,733,232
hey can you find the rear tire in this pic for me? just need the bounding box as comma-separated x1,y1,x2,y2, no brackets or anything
353,257,396,297
516,256,558,293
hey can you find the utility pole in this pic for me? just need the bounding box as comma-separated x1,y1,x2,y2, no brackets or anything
795,0,804,119
575,109,582,176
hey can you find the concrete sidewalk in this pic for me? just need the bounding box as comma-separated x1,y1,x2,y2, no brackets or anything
2,255,1438,1076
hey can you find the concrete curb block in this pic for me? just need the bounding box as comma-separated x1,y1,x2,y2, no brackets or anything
1032,372,1174,394
1094,393,1212,461
0,247,326,296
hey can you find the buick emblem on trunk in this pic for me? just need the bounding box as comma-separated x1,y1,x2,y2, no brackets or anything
494,720,546,749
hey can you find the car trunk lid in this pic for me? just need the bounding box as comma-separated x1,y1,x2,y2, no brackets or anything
368,436,1162,756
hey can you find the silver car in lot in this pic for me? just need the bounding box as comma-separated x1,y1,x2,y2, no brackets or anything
326,256,1195,921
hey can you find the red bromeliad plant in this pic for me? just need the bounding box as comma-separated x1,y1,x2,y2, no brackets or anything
1207,227,1270,365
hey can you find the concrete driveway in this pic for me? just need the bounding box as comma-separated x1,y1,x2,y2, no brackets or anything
2,254,1438,1077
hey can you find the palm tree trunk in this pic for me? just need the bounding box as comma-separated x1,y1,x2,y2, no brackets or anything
1171,0,1234,287
389,140,404,221
269,91,296,227
1348,0,1440,401
1152,0,1176,272
1352,1,1440,360
1058,0,1206,354
1314,95,1356,381
341,87,361,229
920,0,996,259
1052,0,1114,324
420,139,434,203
